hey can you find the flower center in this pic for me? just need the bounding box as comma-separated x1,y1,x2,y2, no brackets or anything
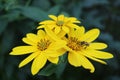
67,37,89,51
56,21,64,26
37,39,51,51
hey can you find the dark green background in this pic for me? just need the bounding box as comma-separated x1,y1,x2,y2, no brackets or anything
0,0,120,80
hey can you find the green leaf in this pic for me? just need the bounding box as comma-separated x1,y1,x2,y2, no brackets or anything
2,10,20,22
0,18,8,35
48,5,61,15
55,54,67,79
38,63,57,76
83,0,109,7
0,28,15,55
19,6,48,21
32,0,50,10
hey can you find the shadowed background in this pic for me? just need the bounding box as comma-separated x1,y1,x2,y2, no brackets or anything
0,0,120,80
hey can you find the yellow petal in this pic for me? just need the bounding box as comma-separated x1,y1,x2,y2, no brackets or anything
48,41,66,50
31,53,47,75
48,15,57,21
45,48,66,57
69,26,85,38
73,20,80,23
45,26,61,41
67,23,80,29
44,51,61,57
62,26,69,33
68,28,75,37
39,20,55,24
22,38,35,45
76,26,85,38
55,27,61,34
48,57,59,64
10,46,37,55
57,48,66,56
37,25,45,29
68,17,80,23
68,52,81,67
87,55,107,64
84,50,113,59
80,29,100,42
26,33,39,43
58,15,64,21
57,30,66,38
89,43,108,49
19,51,39,68
79,53,95,73
37,30,46,38
68,17,77,21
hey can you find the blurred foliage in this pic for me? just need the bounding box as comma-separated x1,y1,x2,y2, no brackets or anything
0,0,120,80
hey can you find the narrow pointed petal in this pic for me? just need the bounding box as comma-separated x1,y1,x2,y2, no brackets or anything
80,29,100,42
55,27,61,34
26,33,39,43
10,46,37,55
68,52,81,67
68,28,75,37
37,30,46,38
68,17,77,21
19,51,39,68
58,15,64,21
45,26,61,41
48,15,57,21
69,26,85,38
75,26,85,38
57,30,66,38
84,50,113,59
37,25,45,29
31,53,47,75
89,43,108,49
82,52,107,64
67,23,80,29
68,17,80,23
22,38,35,45
73,20,80,23
62,26,69,33
79,54,95,73
48,57,59,64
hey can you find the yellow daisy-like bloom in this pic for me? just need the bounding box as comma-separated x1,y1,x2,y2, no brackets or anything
37,14,80,34
10,30,66,75
63,27,113,73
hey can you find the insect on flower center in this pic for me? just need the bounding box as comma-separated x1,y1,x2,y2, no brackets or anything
56,21,64,26
37,39,51,51
67,37,89,51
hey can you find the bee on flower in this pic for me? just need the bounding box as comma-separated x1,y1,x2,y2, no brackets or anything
10,14,114,75
46,26,113,73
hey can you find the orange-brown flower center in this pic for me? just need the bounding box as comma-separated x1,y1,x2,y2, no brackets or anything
67,37,89,51
37,39,51,51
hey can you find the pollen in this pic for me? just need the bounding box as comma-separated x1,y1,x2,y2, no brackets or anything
67,37,81,51
56,21,64,26
67,37,89,51
37,39,51,51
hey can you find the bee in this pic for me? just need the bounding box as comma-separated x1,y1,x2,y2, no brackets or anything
79,41,89,49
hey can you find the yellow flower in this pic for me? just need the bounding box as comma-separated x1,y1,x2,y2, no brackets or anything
63,27,113,73
10,30,66,75
37,14,80,34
